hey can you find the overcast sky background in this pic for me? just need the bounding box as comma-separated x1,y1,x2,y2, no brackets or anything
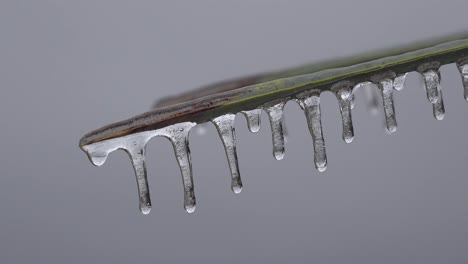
1,1,468,263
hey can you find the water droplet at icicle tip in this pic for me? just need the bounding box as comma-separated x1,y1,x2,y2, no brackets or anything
298,91,327,172
265,102,286,160
212,114,243,194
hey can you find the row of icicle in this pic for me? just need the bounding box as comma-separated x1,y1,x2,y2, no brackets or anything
83,62,468,214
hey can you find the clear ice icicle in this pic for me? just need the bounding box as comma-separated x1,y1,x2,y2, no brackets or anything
241,109,262,133
433,89,445,120
212,114,243,193
456,62,468,101
377,79,397,133
335,86,354,143
265,102,286,160
124,139,152,215
362,83,380,115
298,91,327,172
165,123,197,213
422,69,441,104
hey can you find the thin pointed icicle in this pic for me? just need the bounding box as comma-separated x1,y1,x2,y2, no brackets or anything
167,123,197,213
212,114,243,194
241,109,262,133
433,89,445,120
265,102,286,160
336,86,354,143
456,62,468,101
125,141,152,215
298,91,327,172
422,69,441,104
377,79,397,133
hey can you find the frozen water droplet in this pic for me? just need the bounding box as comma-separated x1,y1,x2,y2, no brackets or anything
241,109,261,133
393,73,408,91
212,114,243,193
265,102,286,160
125,141,152,215
298,91,327,172
336,86,354,143
433,89,445,120
88,152,109,166
457,63,468,101
422,69,441,104
165,123,197,213
377,79,397,133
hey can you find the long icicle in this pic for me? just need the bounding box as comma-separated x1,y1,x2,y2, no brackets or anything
166,123,197,213
212,114,243,193
335,84,355,143
265,102,286,160
125,139,152,215
377,78,398,133
298,91,327,172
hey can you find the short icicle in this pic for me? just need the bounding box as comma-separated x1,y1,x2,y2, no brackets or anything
241,109,262,133
377,78,398,133
456,62,468,101
265,102,286,160
125,139,152,215
422,69,441,104
212,114,243,194
335,85,355,143
297,90,327,172
166,123,197,213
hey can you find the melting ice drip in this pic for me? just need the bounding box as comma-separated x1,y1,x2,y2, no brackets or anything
81,62,468,214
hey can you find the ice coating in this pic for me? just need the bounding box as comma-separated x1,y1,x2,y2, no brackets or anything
81,122,196,214
335,85,354,143
212,114,243,193
297,91,327,172
264,102,286,160
456,63,468,101
377,79,397,133
241,109,262,133
422,69,441,104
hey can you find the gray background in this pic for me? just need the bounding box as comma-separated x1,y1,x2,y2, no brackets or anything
1,1,468,263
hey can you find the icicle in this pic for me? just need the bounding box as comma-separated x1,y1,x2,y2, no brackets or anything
456,62,468,101
212,114,243,193
241,109,262,133
165,123,197,213
125,143,152,215
335,85,354,143
377,79,397,133
297,91,327,172
433,89,445,120
422,69,441,104
394,73,407,91
265,102,286,160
